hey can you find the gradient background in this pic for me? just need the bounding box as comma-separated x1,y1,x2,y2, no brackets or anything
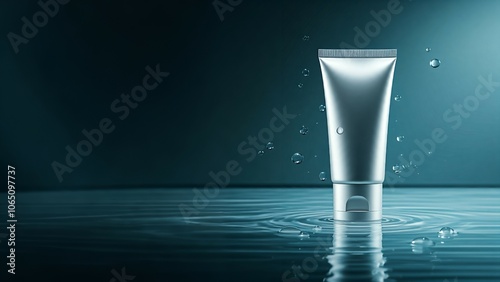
1,0,500,190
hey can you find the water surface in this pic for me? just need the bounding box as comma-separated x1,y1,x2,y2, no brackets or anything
2,187,499,281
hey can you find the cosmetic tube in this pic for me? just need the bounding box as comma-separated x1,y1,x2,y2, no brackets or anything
318,49,397,221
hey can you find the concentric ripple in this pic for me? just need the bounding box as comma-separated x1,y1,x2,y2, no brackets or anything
180,188,485,237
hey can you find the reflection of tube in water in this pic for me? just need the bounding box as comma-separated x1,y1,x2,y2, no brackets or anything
325,221,387,281
318,49,397,221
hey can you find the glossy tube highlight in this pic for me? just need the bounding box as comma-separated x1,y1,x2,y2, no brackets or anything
318,49,397,221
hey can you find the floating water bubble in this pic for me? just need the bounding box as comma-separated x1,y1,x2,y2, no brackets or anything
392,165,402,174
258,150,264,156
411,237,435,245
425,47,431,52
302,69,310,77
396,135,405,142
299,231,310,238
315,121,319,125
298,83,304,88
278,227,301,234
314,155,317,158
336,127,344,135
291,153,304,164
299,126,309,135
278,227,309,238
302,35,310,41
312,225,322,232
266,142,274,150
319,104,326,112
394,95,402,102
319,171,326,181
438,227,457,239
430,58,441,68
411,237,435,254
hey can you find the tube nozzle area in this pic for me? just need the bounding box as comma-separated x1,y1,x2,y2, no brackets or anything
333,184,382,221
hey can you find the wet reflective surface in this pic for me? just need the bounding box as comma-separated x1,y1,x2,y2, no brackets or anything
2,188,500,281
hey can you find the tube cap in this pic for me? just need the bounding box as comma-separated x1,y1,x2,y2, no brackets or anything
333,183,382,221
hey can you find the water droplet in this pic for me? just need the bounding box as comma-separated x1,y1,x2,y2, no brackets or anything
430,58,441,68
258,150,264,156
427,151,432,155
411,237,435,254
315,121,319,125
394,95,402,102
266,142,274,150
392,165,402,174
278,227,309,238
299,126,309,135
395,119,398,123
411,237,435,246
312,225,322,232
302,35,310,41
314,155,317,158
425,47,431,52
319,171,326,181
298,83,304,88
291,153,304,164
299,231,310,238
319,104,326,112
396,135,405,142
302,69,310,77
336,127,344,135
278,227,301,234
438,227,457,239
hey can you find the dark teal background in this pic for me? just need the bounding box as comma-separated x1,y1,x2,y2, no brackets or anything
1,0,500,189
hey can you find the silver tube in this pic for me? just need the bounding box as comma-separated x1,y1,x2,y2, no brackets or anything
318,49,397,221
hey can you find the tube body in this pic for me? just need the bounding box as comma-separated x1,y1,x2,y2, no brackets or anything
318,49,397,221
